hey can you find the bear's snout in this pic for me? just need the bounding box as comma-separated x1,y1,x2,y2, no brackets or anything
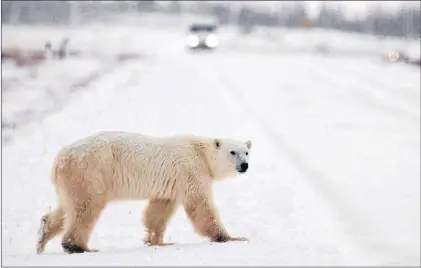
238,162,249,173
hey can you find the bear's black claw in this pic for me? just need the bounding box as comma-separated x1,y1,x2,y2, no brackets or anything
214,236,229,243
62,242,86,254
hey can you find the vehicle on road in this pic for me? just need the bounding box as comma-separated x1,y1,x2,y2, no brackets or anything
185,23,219,51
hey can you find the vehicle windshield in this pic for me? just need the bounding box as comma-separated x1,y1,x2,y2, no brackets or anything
189,24,217,33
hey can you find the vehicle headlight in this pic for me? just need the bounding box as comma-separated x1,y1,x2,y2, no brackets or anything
388,51,400,62
186,35,200,47
205,34,219,48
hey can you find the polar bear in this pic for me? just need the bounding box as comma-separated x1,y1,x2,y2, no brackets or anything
36,131,252,254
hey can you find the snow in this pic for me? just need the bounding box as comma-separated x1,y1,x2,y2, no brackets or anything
252,26,421,59
1,20,420,266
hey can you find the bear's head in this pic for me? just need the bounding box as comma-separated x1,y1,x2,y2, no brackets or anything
207,138,252,180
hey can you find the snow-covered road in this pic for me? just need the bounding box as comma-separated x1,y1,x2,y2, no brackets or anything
2,24,420,266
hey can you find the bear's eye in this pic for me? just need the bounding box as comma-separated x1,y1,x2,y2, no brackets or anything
230,151,236,155
246,152,248,156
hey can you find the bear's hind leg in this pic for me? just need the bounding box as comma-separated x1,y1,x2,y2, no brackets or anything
37,206,65,254
143,198,179,246
61,200,105,254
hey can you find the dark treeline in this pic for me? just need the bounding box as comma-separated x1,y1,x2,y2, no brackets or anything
2,1,420,38
217,2,421,38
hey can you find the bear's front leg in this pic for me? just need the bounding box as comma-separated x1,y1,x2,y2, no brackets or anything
183,189,247,243
143,198,179,246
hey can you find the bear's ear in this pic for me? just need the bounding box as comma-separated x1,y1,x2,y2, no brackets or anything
245,140,252,150
214,139,221,149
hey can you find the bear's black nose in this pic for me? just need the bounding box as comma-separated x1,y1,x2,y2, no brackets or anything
239,162,248,173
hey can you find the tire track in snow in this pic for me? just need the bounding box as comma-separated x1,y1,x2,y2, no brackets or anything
315,59,420,123
180,55,378,265
188,55,418,266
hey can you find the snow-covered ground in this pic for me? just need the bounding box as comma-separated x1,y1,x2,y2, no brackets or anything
1,20,185,145
1,20,420,266
252,26,421,59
